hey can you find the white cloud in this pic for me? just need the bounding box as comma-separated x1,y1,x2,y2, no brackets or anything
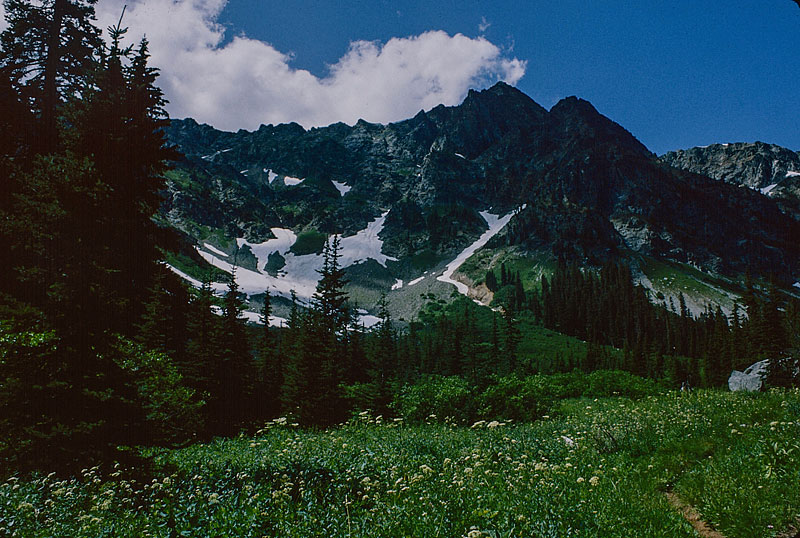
479,16,491,33
92,0,525,131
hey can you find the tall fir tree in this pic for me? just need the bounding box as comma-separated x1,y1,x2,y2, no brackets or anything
366,293,396,414
256,290,282,419
211,269,255,434
0,6,187,468
1,0,102,151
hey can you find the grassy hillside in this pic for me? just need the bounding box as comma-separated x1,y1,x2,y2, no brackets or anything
2,390,797,537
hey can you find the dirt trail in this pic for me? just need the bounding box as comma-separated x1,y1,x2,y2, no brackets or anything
664,491,727,538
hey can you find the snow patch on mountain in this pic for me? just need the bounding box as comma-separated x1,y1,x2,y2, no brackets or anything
337,211,396,268
437,208,519,295
284,175,304,186
203,243,228,257
210,305,288,327
332,181,351,196
787,171,800,178
761,184,778,195
201,148,232,161
178,212,396,304
407,276,425,286
391,279,403,290
166,264,203,288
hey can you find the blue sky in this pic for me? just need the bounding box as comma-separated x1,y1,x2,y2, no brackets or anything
216,0,800,154
5,0,792,154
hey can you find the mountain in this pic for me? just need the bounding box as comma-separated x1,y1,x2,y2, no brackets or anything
160,83,800,320
661,142,800,217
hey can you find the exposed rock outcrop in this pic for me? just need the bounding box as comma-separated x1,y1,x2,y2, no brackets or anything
728,360,769,392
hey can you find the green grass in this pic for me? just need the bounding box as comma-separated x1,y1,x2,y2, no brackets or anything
162,250,229,283
458,247,556,292
636,255,739,308
289,229,328,256
515,314,618,372
2,390,798,537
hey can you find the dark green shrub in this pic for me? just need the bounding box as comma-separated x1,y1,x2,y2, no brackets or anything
392,376,475,423
478,374,557,422
584,370,660,398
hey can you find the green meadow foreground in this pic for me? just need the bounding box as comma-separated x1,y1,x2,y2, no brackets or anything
2,390,798,538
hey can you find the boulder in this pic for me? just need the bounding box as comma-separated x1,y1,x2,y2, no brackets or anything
728,359,770,392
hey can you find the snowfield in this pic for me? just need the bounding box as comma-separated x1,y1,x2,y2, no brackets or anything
437,208,521,296
407,276,425,286
169,212,397,324
203,243,228,257
761,184,778,195
332,181,352,196
283,175,304,186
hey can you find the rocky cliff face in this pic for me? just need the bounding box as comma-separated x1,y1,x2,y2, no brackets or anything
661,142,800,217
161,83,800,301
662,142,800,189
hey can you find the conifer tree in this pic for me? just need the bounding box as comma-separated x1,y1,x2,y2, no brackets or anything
68,25,176,334
1,0,102,151
257,290,282,419
280,290,306,417
490,311,501,371
282,237,353,425
137,268,173,354
211,270,255,434
501,308,520,374
366,293,396,414
485,270,498,292
307,236,351,424
186,275,219,397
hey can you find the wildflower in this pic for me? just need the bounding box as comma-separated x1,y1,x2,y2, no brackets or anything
576,477,585,483
589,476,600,486
208,493,220,505
487,420,501,429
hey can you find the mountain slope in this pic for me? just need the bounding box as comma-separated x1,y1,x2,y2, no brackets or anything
661,142,800,216
159,83,800,319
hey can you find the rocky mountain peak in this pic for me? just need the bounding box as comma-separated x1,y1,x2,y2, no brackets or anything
161,84,800,290
549,96,652,158
661,142,800,190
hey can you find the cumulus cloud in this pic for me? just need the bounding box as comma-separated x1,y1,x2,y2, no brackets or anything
4,0,526,131
97,0,526,130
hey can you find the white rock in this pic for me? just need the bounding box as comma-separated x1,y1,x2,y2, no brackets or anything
728,359,769,391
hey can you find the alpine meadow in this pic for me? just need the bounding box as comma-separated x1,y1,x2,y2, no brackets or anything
1,1,799,537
